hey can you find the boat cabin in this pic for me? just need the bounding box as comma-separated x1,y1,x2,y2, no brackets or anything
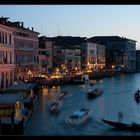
70,111,86,119
6,83,39,110
6,83,38,97
0,93,24,134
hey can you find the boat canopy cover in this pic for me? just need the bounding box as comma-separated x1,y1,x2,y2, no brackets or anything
0,93,23,106
71,111,86,118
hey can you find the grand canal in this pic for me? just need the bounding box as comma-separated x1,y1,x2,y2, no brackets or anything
24,73,140,136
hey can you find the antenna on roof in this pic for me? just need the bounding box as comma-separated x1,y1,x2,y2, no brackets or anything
57,24,62,37
41,27,44,35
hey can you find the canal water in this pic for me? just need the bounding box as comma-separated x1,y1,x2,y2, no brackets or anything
24,73,140,136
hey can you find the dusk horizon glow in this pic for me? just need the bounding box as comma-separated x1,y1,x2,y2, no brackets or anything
0,5,140,49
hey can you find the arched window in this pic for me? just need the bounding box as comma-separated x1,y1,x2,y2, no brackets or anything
1,72,4,89
9,34,11,45
5,33,7,44
6,72,8,88
10,51,12,64
10,71,13,86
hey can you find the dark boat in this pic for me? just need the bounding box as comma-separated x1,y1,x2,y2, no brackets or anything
87,88,103,99
102,119,140,131
135,90,140,103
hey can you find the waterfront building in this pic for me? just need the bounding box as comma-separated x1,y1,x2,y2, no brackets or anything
38,36,53,74
61,45,81,71
0,17,40,83
51,36,85,72
12,21,40,80
0,17,16,90
136,50,140,72
81,41,105,72
88,36,136,72
39,36,86,74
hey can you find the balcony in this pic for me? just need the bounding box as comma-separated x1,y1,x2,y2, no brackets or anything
18,48,34,51
17,62,37,65
0,63,16,68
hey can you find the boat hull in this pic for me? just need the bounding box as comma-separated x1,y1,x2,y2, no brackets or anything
87,89,102,99
102,119,140,131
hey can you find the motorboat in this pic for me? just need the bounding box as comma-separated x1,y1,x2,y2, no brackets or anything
57,90,71,99
102,119,140,131
49,99,63,113
65,108,92,126
57,92,65,100
87,88,103,99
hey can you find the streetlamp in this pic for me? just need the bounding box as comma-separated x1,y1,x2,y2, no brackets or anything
112,65,115,70
112,65,115,75
28,70,32,81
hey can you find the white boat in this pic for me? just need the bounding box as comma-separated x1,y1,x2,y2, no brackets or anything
65,108,92,126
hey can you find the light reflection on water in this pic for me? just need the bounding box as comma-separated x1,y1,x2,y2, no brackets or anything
24,73,140,136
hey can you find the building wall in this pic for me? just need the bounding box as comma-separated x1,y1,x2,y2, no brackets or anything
13,28,39,80
38,39,53,74
61,49,75,70
88,36,136,72
74,45,81,69
97,44,106,70
109,41,136,72
61,45,81,71
53,45,62,69
136,50,140,72
110,41,136,72
125,41,136,72
82,42,105,71
106,42,125,68
0,24,15,90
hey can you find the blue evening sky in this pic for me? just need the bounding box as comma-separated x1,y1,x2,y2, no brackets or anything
0,5,140,49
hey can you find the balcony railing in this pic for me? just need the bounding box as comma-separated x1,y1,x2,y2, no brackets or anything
0,63,16,67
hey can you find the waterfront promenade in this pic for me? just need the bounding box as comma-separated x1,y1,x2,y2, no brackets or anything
29,70,123,87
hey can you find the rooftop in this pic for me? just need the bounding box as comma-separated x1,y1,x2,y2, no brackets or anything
0,93,23,106
88,36,136,44
0,17,39,34
39,36,87,46
6,83,37,92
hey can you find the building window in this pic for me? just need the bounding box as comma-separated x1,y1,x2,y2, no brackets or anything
2,33,4,44
9,34,11,45
0,32,1,43
5,33,7,44
10,51,12,64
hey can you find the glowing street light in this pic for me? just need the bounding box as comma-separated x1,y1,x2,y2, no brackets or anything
28,70,32,81
112,65,115,69
56,68,59,72
75,67,78,71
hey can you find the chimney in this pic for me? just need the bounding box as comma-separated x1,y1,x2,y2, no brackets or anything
0,17,9,24
21,22,24,27
32,27,34,31
13,21,20,26
27,27,29,30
